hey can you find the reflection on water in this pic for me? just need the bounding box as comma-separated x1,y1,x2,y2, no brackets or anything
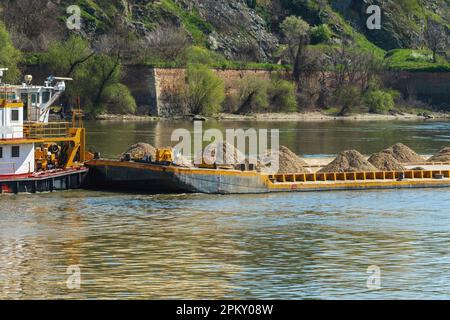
1,120,450,299
1,189,450,299
85,120,450,158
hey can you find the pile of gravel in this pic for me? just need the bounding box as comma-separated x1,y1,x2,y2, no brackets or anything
368,152,406,171
260,146,309,174
200,141,246,165
382,143,424,163
122,143,156,160
428,147,450,162
319,150,378,173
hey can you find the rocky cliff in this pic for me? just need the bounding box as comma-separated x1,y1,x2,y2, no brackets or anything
52,0,449,62
330,0,450,50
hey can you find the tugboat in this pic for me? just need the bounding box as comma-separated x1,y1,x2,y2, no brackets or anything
0,68,92,194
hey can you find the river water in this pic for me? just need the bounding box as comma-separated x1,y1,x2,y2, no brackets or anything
1,120,450,299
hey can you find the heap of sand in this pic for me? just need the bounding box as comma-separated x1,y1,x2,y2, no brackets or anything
428,147,450,162
261,146,309,174
122,143,156,160
368,152,406,171
319,150,378,173
200,141,246,166
382,143,424,163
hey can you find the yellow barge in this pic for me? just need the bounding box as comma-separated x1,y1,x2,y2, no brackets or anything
86,159,450,194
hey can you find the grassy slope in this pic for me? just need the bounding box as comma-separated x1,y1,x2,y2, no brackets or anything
50,0,450,71
386,49,450,72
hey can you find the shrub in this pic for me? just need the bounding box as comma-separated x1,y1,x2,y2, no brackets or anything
223,94,240,113
363,90,396,114
269,79,297,112
235,75,270,114
311,24,332,45
184,46,225,66
184,64,225,115
335,85,363,115
102,83,137,114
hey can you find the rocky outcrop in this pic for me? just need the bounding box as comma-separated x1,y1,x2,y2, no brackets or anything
176,0,278,61
38,0,450,60
330,0,449,50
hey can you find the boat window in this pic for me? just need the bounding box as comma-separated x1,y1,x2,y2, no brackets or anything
42,91,50,104
0,147,2,159
31,94,37,104
11,146,20,158
11,109,19,122
1,93,16,100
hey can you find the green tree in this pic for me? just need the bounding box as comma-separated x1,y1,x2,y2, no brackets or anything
101,83,137,114
184,64,225,115
311,24,332,44
0,21,21,83
270,79,297,112
44,37,96,111
90,54,122,111
425,18,448,63
43,35,136,116
44,36,94,77
335,85,362,116
280,16,311,82
363,90,396,114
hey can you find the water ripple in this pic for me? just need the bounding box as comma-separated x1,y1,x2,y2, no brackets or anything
1,188,450,299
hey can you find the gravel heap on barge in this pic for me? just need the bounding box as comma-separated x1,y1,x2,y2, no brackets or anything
261,146,309,174
122,143,156,160
319,150,378,173
86,140,450,194
428,147,450,162
368,152,406,171
382,143,425,163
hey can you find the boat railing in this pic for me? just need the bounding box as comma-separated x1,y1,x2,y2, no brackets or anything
0,98,22,108
268,170,450,184
23,122,71,139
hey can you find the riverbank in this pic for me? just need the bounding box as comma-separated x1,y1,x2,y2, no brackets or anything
217,111,450,122
94,111,450,122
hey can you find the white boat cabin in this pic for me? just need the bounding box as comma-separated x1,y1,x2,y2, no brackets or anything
0,70,71,176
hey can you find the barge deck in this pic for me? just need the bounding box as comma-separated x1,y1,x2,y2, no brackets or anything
86,160,450,194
